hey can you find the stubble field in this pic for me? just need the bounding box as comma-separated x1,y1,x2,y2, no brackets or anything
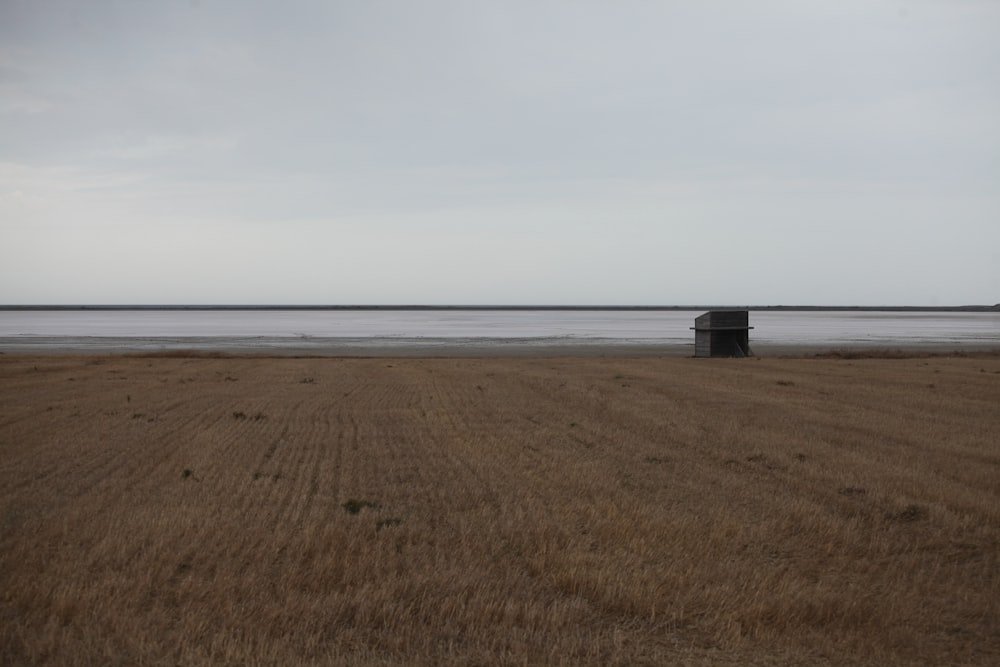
1,352,998,665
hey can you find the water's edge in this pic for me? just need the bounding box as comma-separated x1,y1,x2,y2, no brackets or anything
4,337,999,358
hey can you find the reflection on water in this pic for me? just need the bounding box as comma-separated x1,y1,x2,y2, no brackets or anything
0,310,997,351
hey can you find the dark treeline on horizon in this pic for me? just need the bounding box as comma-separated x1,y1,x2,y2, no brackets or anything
2,305,998,312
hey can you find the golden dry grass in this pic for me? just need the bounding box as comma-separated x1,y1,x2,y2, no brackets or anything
1,352,998,665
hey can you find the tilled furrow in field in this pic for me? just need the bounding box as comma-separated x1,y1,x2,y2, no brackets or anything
2,355,999,666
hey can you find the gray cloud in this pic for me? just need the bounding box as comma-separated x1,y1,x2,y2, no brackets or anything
1,0,998,304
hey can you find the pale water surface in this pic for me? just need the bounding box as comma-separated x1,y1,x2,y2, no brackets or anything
0,310,997,353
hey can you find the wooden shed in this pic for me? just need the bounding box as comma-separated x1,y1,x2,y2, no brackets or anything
692,311,753,357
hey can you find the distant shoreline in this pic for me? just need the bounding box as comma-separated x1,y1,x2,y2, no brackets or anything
2,339,998,358
2,304,998,312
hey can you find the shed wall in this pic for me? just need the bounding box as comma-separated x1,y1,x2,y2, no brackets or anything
695,330,712,357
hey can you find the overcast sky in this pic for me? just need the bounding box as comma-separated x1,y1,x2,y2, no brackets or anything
1,1,998,305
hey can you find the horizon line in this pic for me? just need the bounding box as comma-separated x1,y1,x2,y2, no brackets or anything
2,304,998,312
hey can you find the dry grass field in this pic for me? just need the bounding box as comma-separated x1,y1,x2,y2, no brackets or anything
1,352,998,665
